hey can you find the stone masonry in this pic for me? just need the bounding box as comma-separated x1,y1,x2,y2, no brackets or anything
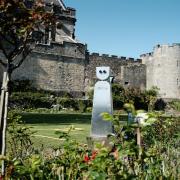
0,0,179,99
141,44,180,99
0,0,146,97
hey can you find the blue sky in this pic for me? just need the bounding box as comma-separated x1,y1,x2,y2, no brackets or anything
64,0,180,58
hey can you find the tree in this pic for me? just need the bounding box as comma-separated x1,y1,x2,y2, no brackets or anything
0,0,53,175
144,86,159,111
0,0,53,74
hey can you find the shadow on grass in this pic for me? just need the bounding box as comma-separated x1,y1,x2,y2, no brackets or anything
22,113,91,124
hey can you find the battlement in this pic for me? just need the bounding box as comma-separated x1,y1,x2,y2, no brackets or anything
154,43,180,49
90,53,142,62
140,52,153,58
63,7,76,17
141,43,180,58
45,3,76,18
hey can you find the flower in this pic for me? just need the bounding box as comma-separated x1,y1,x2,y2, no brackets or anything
91,150,98,160
84,150,98,163
84,154,90,163
134,112,148,125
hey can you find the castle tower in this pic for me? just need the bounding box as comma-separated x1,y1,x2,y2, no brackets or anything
7,0,87,97
46,0,77,43
141,44,180,99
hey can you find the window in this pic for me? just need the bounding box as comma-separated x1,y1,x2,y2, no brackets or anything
125,81,129,85
37,26,51,45
177,78,179,86
43,27,50,44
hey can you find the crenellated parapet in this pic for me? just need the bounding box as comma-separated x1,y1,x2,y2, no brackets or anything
140,52,153,58
141,43,180,60
33,41,86,59
89,52,142,63
84,52,145,91
154,43,180,49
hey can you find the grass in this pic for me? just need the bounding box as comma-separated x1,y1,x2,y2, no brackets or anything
21,112,128,148
22,113,92,148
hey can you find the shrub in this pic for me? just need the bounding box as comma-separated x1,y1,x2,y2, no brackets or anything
7,110,35,159
56,98,92,112
169,100,180,111
10,92,55,109
111,84,159,111
2,111,179,179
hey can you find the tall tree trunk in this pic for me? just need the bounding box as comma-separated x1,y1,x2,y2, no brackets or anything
0,71,9,176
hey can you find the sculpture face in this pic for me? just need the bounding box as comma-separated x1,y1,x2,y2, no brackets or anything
96,67,110,81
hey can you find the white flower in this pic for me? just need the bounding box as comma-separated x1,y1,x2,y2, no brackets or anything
134,112,156,126
134,113,148,125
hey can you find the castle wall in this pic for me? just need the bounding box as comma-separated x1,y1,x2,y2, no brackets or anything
85,53,145,91
11,42,86,96
34,42,85,58
0,43,145,97
121,64,146,89
56,19,75,39
55,7,76,42
141,44,180,99
0,1,147,98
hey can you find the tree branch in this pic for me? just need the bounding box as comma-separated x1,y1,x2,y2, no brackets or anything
0,59,7,68
9,32,32,61
11,46,32,71
0,41,9,60
0,32,16,46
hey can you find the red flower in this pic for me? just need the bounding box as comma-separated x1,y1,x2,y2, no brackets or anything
91,150,98,160
84,150,98,163
84,154,90,163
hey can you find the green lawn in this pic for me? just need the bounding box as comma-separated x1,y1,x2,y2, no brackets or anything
22,113,92,148
21,112,128,148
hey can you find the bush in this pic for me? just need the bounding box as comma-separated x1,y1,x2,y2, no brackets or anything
3,112,179,179
7,110,34,159
112,84,158,111
10,92,55,109
169,100,180,111
56,98,92,112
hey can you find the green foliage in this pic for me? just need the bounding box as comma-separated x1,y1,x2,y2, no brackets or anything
123,103,136,115
2,111,179,179
169,100,180,111
7,110,35,159
56,98,92,112
9,82,160,113
86,107,92,113
9,80,35,92
10,90,92,112
112,84,159,111
144,86,159,111
10,91,55,109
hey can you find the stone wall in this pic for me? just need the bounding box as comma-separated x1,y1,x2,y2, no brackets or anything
121,64,146,90
0,41,147,97
10,42,86,97
141,44,180,99
34,42,86,58
85,53,145,91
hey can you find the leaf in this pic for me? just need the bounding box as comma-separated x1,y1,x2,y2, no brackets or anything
101,112,113,121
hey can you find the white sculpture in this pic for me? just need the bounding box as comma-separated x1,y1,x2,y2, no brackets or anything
91,67,113,139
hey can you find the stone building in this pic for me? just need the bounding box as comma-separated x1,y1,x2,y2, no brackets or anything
0,0,145,97
0,0,179,99
141,44,180,99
